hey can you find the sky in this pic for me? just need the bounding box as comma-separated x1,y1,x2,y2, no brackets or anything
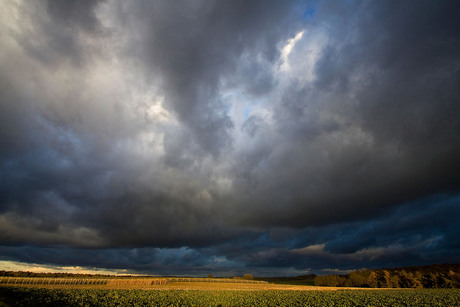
0,0,459,277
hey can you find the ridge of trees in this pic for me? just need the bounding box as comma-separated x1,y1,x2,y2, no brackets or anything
314,263,460,288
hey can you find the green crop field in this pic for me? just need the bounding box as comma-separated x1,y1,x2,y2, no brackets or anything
1,287,459,306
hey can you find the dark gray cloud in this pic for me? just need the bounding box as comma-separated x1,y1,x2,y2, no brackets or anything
11,1,104,67
230,0,460,228
0,0,459,275
1,195,457,276
46,0,103,32
117,0,297,157
210,195,460,274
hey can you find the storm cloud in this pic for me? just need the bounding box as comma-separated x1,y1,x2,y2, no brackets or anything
0,0,459,276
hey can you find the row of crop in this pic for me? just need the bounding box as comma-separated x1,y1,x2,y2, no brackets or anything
165,277,268,284
0,277,267,285
0,277,167,286
106,279,167,286
0,277,109,285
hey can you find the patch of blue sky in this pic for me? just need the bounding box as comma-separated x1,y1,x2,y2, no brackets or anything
241,96,269,121
291,0,318,20
303,7,316,19
243,105,253,120
223,89,258,122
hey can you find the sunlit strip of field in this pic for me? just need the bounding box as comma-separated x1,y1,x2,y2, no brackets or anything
1,277,387,291
1,277,286,290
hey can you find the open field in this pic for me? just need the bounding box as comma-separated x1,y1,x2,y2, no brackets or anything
0,281,358,291
0,276,377,291
0,277,274,290
1,286,459,306
1,277,460,306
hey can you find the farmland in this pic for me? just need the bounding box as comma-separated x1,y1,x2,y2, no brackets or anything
1,276,460,306
1,286,459,306
1,272,459,305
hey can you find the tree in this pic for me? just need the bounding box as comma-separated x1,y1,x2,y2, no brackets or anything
367,271,378,288
390,274,401,288
413,272,423,288
348,270,369,287
243,274,253,280
380,270,391,288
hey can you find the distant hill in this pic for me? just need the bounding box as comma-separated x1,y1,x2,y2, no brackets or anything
314,263,460,288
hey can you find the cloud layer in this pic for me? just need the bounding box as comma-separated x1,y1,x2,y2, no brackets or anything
0,0,459,275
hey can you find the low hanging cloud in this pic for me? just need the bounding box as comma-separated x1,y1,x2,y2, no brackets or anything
0,0,459,275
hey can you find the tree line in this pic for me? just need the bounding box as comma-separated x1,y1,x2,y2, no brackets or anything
314,263,460,288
